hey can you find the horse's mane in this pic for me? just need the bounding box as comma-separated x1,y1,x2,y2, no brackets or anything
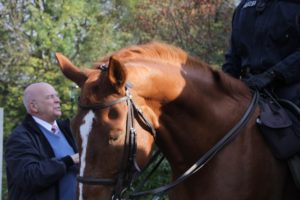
114,42,189,66
96,41,211,70
96,42,249,99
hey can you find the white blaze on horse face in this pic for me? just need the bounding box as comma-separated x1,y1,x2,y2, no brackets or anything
78,110,95,200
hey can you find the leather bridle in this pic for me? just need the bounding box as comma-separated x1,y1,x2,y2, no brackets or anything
77,84,157,199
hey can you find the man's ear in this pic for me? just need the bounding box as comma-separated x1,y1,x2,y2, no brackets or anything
29,101,39,114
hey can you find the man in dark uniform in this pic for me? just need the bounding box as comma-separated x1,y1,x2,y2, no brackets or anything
222,0,300,189
223,0,300,105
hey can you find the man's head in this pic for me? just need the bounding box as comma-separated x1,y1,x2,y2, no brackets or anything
23,82,61,124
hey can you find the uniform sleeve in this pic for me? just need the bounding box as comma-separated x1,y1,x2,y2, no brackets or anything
221,6,242,78
222,45,242,78
5,129,69,193
268,3,300,84
273,48,300,84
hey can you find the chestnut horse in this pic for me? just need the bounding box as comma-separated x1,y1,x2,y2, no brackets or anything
56,42,299,200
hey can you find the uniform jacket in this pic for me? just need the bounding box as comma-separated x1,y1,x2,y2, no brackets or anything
222,0,300,84
5,114,78,200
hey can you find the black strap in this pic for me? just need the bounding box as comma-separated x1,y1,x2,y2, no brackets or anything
114,89,139,198
77,176,115,185
133,150,165,193
78,96,129,110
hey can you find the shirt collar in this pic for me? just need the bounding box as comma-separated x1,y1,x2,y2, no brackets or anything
32,116,57,132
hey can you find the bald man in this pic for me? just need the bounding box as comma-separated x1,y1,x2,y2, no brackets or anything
5,82,79,200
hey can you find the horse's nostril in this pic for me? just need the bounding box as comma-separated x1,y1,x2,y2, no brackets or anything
109,131,123,142
109,135,119,141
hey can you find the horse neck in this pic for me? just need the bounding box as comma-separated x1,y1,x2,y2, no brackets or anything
153,67,252,170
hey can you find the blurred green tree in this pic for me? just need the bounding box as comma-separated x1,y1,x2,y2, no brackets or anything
0,0,134,136
121,0,235,66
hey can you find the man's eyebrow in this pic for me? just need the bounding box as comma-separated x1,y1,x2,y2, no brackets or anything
45,93,59,98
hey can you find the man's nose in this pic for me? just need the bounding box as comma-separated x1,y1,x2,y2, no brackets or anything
54,96,61,102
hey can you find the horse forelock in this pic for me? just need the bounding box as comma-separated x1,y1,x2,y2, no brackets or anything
79,69,118,106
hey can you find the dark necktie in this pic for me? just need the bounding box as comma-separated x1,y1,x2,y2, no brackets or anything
51,124,58,134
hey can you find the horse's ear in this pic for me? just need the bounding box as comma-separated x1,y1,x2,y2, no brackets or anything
108,56,127,94
55,53,87,87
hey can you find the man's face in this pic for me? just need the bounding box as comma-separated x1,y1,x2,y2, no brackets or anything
33,85,62,123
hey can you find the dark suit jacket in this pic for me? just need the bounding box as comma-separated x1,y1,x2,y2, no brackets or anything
5,114,78,200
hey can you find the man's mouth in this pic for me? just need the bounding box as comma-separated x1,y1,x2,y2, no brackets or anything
55,107,61,111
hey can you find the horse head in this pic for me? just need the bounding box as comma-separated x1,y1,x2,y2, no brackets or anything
56,49,162,199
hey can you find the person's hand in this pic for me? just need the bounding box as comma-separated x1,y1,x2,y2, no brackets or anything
70,153,79,164
243,70,276,90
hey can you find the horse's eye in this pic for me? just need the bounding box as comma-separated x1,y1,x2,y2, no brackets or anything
108,108,119,119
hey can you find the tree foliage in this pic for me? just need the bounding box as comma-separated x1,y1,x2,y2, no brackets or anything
122,0,234,65
0,0,135,136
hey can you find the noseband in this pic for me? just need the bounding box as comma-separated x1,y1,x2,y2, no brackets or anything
77,84,156,199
